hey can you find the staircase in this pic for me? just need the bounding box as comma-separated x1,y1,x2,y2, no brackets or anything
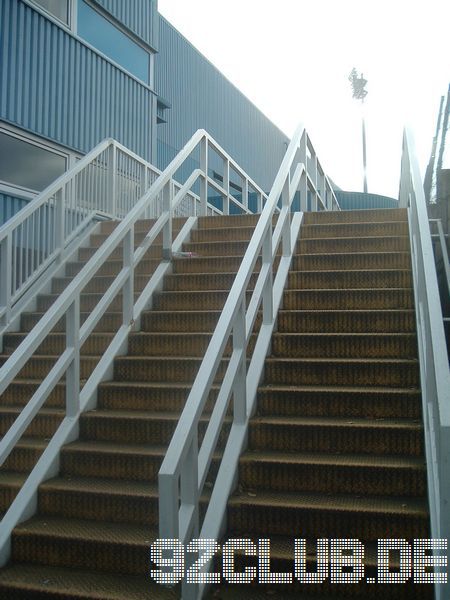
0,213,260,598
207,208,432,599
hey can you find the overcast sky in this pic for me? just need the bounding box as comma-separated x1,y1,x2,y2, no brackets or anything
158,0,449,198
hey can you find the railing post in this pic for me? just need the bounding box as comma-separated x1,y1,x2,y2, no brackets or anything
282,178,291,256
223,160,230,215
242,177,249,213
233,300,247,424
158,473,179,540
200,137,208,216
0,234,12,333
180,433,200,600
162,180,173,260
399,137,411,208
109,143,117,217
66,296,80,418
122,228,134,326
55,188,66,262
439,426,450,542
262,231,273,325
300,132,308,212
257,191,263,213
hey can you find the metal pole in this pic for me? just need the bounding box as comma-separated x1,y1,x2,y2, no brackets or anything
362,115,368,193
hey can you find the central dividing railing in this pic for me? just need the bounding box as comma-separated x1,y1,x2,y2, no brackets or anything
158,124,339,600
0,129,269,565
400,128,450,600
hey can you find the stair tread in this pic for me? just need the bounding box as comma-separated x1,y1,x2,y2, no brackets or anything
252,415,422,429
63,440,168,455
0,563,177,599
229,489,428,516
0,406,65,416
0,471,27,487
303,220,407,226
299,251,411,257
81,409,200,420
291,268,412,274
99,380,218,391
278,308,415,313
285,286,412,292
240,451,425,469
40,475,158,497
265,357,418,364
14,514,157,544
272,332,415,337
258,383,420,394
300,235,409,241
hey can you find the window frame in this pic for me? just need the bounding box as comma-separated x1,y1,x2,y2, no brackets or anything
23,0,156,89
0,124,72,197
28,0,71,27
76,0,154,86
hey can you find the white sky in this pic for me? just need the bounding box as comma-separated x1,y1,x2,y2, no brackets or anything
158,0,449,198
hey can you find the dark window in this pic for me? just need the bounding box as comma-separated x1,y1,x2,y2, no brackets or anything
0,133,66,192
32,0,70,24
77,0,150,84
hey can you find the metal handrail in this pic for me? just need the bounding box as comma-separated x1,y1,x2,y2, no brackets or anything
0,138,164,334
429,218,450,302
158,123,339,600
0,129,267,565
400,128,450,600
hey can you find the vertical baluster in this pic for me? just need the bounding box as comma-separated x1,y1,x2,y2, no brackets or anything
281,178,291,256
223,160,230,215
0,234,12,328
109,144,117,217
200,137,208,216
262,231,273,324
122,228,134,326
242,177,249,213
66,296,80,418
233,299,247,424
162,180,173,260
11,229,17,297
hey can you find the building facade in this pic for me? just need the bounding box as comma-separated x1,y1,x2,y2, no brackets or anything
0,0,289,225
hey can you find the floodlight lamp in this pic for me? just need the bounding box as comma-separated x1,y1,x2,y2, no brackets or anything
349,68,368,101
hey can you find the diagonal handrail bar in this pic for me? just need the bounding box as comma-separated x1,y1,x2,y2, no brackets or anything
158,123,339,599
0,137,163,334
0,129,272,566
400,127,450,600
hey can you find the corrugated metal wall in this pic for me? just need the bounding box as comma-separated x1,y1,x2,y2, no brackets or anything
335,191,398,210
0,192,29,226
95,0,158,50
0,0,156,162
155,17,289,192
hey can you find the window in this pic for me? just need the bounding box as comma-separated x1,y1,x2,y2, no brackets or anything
77,0,150,84
0,132,67,193
32,0,70,25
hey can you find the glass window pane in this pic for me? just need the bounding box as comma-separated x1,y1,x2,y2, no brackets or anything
32,0,69,24
77,0,150,84
0,133,66,192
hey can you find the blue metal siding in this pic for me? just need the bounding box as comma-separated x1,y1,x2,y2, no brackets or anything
155,17,289,193
335,191,398,210
0,192,29,226
94,0,158,50
0,0,156,162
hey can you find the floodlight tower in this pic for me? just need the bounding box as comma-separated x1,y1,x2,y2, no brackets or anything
349,68,368,193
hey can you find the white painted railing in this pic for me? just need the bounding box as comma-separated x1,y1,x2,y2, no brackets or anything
158,124,339,600
0,139,154,337
429,218,450,314
400,128,450,600
0,137,223,340
0,129,267,565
